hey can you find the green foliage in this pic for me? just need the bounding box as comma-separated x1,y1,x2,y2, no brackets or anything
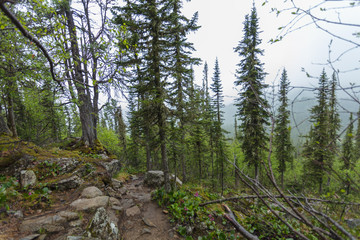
23,184,52,209
274,68,294,187
35,160,62,180
97,126,123,158
303,69,330,193
0,176,19,209
153,187,237,239
234,6,269,181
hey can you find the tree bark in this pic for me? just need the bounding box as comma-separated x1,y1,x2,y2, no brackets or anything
223,204,259,240
0,109,11,136
65,7,96,146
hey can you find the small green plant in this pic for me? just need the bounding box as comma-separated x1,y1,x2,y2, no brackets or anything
35,160,62,180
23,185,52,209
0,176,19,209
84,163,94,174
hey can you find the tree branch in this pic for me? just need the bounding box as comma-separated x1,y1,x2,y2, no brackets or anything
0,2,64,90
222,204,259,240
200,195,360,207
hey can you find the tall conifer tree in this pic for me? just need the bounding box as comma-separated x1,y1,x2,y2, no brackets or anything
328,72,340,165
303,69,330,193
210,58,226,193
274,68,293,188
167,0,200,182
355,109,360,160
234,6,268,182
342,113,354,194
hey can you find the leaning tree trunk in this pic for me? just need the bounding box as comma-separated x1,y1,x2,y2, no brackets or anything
65,7,96,147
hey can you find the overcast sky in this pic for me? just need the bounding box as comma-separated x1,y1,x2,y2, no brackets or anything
181,0,360,105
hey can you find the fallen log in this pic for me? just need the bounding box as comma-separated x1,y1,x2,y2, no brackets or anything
223,204,259,240
200,195,360,207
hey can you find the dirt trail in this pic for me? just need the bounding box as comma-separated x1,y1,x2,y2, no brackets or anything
0,174,180,240
118,176,180,240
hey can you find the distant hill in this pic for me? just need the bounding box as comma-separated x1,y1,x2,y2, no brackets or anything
222,89,360,148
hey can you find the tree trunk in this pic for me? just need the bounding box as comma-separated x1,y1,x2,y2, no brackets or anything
180,122,186,183
0,109,11,136
6,92,17,137
65,7,96,146
5,77,17,138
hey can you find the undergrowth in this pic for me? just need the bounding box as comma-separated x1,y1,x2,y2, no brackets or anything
152,185,359,239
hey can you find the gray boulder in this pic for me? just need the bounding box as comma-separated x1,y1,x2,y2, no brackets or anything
87,207,119,240
51,175,84,191
144,170,182,188
70,196,109,212
81,186,103,199
102,159,121,176
20,215,66,233
48,158,80,175
20,170,37,188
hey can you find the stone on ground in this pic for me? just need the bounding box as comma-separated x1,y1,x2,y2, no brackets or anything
81,186,103,199
87,207,119,240
20,170,37,188
70,196,109,211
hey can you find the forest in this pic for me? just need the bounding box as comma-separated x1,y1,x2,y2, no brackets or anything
0,0,360,239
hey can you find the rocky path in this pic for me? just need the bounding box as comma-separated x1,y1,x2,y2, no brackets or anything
0,172,180,240
118,176,180,240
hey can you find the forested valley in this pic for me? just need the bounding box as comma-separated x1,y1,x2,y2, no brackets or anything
0,0,360,239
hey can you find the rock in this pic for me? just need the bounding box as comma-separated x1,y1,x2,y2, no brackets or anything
81,186,103,199
144,170,182,188
0,155,35,178
87,207,119,240
125,205,141,217
20,170,37,188
141,228,151,235
102,159,121,176
131,175,139,181
111,178,123,189
48,158,80,175
37,235,47,240
7,210,23,218
119,198,135,209
51,175,84,191
69,219,83,227
111,205,123,212
58,211,79,221
144,170,164,188
20,215,66,233
143,217,157,228
109,197,121,207
186,226,193,235
15,210,24,218
19,234,40,240
67,237,100,240
345,218,360,229
70,196,109,211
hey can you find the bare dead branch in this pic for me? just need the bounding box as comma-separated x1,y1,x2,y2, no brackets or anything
223,204,259,240
200,195,360,207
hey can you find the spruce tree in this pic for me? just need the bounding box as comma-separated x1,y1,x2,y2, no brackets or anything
355,108,360,161
303,69,330,193
328,72,340,165
234,6,269,182
274,68,293,188
210,58,226,193
342,113,354,194
167,0,200,182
